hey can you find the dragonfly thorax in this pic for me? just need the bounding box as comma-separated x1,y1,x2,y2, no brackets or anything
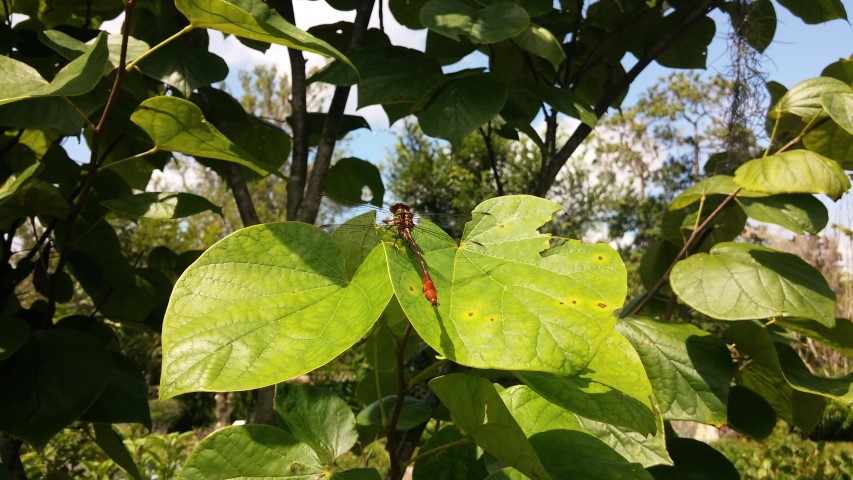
385,203,416,230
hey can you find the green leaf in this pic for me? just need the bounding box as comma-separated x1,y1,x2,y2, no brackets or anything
501,385,658,476
647,438,739,480
330,469,383,480
821,58,853,83
777,317,853,357
617,317,732,425
670,242,836,325
0,314,29,361
724,322,827,433
0,32,110,106
733,150,850,201
412,425,486,480
420,0,530,44
389,0,432,29
774,0,847,24
725,0,776,52
770,77,852,120
92,423,143,480
324,158,386,207
429,374,551,480
353,46,444,108
425,30,477,65
137,46,228,98
533,85,597,127
39,29,150,71
0,162,43,203
654,16,715,69
416,72,507,145
303,112,370,146
101,192,223,219
0,179,71,231
356,395,433,430
577,415,671,468
81,352,152,427
176,0,356,73
515,329,656,435
397,196,626,376
803,112,853,170
736,194,828,234
668,175,763,211
726,385,777,439
775,341,853,402
179,425,323,479
274,383,358,464
130,96,271,175
820,92,853,135
159,223,392,398
512,24,565,68
0,329,111,450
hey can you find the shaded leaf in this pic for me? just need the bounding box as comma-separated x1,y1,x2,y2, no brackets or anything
179,425,323,479
516,330,656,435
81,352,152,427
101,192,223,219
324,157,385,207
736,194,828,234
726,322,828,433
274,383,358,464
137,46,228,98
618,317,732,425
647,438,738,480
775,0,847,24
429,374,551,480
0,314,29,361
726,385,776,439
356,395,432,431
92,423,143,480
670,242,836,325
412,425,486,480
416,73,507,145
421,0,530,44
176,0,355,72
0,329,111,450
130,96,271,175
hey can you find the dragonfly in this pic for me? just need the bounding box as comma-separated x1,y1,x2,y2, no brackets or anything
319,198,484,307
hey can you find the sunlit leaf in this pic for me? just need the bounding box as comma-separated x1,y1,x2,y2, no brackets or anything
733,150,850,201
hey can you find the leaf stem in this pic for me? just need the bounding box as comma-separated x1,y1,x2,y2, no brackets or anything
763,113,780,157
96,147,159,171
407,359,446,389
125,24,194,71
627,188,740,317
400,436,472,468
386,323,413,480
47,0,137,321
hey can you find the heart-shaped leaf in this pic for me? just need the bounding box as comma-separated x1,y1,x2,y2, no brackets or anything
179,425,323,479
159,222,392,398
176,0,355,73
394,195,626,376
421,0,530,44
416,72,507,145
101,192,223,219
617,317,733,425
130,96,273,175
670,242,836,325
733,150,850,200
0,32,109,106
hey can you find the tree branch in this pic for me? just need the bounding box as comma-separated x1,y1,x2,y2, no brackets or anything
276,0,310,222
47,0,137,320
297,0,375,224
535,0,719,196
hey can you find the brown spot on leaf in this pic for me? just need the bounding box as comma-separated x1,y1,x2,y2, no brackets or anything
597,255,604,261
571,300,577,304
409,286,415,292
468,312,474,317
597,302,607,309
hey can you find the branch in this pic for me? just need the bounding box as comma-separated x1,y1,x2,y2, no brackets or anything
47,0,137,320
479,125,504,196
386,325,413,480
275,0,310,222
535,0,719,196
628,188,739,317
297,0,375,224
